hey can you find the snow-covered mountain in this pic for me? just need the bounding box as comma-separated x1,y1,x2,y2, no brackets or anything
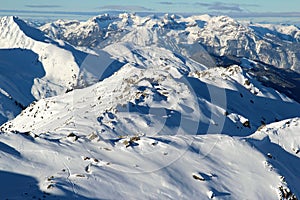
2,63,299,137
0,16,85,96
0,16,80,123
41,13,300,72
0,13,300,199
0,16,125,124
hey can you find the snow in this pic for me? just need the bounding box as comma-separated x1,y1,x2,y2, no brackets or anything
0,132,286,199
1,61,299,198
250,117,300,158
0,13,299,199
0,16,79,99
248,118,300,199
41,13,300,72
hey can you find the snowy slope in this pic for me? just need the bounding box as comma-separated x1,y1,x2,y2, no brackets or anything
0,84,299,199
0,13,299,199
2,58,299,137
0,17,78,124
0,131,289,199
0,16,124,124
1,61,299,197
0,48,44,124
248,117,300,199
0,92,21,125
0,16,83,98
0,16,82,124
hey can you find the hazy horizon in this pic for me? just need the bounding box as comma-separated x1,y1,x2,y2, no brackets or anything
0,0,299,25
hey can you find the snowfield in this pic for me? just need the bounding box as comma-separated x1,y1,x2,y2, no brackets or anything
0,13,299,199
0,131,295,199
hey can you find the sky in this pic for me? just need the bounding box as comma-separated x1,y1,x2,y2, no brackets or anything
0,0,299,24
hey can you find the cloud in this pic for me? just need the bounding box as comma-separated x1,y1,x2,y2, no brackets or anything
1,9,300,26
98,5,152,12
195,2,259,12
227,12,300,18
157,1,186,6
157,2,186,5
25,5,62,8
0,9,100,16
158,2,174,5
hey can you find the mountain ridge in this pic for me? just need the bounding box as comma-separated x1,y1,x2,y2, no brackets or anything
41,13,300,72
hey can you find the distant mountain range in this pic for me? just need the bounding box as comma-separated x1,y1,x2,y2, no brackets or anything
41,13,300,71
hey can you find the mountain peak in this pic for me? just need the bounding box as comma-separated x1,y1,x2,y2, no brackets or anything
0,15,52,48
90,13,116,24
0,15,89,105
0,16,21,30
